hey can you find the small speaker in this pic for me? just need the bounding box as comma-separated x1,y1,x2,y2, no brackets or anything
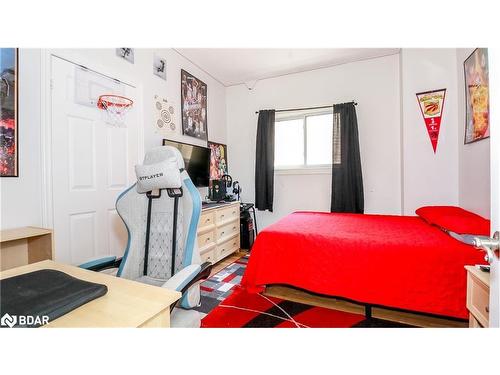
211,180,227,202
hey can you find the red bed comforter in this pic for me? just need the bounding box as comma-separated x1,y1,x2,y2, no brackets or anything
241,212,486,319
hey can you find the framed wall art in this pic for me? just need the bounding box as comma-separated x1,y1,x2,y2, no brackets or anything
181,69,207,141
116,48,134,64
0,48,18,177
153,54,166,80
464,48,489,144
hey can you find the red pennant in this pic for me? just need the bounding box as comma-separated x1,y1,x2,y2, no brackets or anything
416,89,446,153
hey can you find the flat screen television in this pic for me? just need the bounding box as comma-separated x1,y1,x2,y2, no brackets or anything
162,139,211,187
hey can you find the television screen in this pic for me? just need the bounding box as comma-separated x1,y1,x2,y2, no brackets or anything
162,140,210,187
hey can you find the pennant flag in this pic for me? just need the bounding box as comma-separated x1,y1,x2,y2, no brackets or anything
416,89,446,153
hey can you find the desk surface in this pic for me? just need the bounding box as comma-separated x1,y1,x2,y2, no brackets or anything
202,200,239,212
0,226,53,242
0,260,181,328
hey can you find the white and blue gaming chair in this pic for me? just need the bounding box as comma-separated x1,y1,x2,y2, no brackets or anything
79,146,211,327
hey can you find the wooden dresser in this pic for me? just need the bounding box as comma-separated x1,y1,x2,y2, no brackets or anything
465,265,490,328
197,201,240,265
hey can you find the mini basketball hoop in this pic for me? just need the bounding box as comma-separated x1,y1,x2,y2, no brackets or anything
97,94,133,125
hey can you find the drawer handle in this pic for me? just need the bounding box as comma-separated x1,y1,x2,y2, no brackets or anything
486,306,489,313
232,210,236,215
205,237,211,242
232,226,236,230
221,231,225,236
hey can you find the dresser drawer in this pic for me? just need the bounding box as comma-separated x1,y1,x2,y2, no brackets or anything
215,204,239,225
467,271,489,327
200,247,215,264
216,220,239,242
216,235,240,261
198,230,216,250
198,211,215,233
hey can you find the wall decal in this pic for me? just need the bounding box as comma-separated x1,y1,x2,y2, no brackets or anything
464,48,489,144
154,95,176,135
416,88,446,153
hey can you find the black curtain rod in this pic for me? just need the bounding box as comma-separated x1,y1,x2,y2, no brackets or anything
255,101,357,114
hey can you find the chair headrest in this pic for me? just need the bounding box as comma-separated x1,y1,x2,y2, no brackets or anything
134,146,184,193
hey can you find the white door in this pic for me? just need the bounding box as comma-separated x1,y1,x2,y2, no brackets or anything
50,56,140,265
488,48,499,327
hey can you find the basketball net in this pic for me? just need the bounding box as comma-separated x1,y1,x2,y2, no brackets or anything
97,94,133,126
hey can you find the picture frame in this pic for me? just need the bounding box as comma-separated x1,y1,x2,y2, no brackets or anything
153,54,166,80
181,69,208,141
464,48,490,144
0,48,19,177
116,48,134,64
208,141,228,180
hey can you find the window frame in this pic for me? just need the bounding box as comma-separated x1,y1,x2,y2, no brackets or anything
274,108,334,174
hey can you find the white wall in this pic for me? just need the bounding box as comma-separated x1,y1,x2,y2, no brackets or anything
226,54,402,229
400,49,460,215
0,48,227,230
456,48,490,218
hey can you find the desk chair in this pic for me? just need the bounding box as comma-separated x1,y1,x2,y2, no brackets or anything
79,146,211,327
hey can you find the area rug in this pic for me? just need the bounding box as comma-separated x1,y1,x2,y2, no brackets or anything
201,286,414,328
198,255,414,328
193,255,249,316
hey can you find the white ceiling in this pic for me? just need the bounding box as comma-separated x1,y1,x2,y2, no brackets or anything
175,48,400,87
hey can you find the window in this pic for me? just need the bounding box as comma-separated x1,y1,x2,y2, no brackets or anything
274,111,340,169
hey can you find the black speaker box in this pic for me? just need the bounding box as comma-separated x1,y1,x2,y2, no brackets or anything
211,180,227,201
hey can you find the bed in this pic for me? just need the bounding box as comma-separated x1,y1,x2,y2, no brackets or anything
241,207,489,320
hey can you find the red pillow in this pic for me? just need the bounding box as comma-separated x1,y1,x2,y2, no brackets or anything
415,206,490,235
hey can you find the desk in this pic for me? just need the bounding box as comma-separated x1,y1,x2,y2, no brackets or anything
0,227,54,271
0,260,181,328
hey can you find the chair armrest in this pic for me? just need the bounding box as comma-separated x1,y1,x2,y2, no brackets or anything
78,256,122,272
162,264,202,292
180,262,212,294
162,262,212,295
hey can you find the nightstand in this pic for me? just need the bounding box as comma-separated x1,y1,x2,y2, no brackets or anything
465,265,490,328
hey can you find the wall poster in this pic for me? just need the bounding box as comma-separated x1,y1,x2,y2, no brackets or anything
181,69,208,141
464,48,489,144
0,48,18,177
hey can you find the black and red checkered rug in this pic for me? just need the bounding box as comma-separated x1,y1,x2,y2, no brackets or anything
197,255,414,328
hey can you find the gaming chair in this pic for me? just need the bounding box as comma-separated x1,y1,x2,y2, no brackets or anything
79,146,212,327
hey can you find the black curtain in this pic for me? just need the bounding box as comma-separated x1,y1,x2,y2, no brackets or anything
330,103,364,213
255,110,276,212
